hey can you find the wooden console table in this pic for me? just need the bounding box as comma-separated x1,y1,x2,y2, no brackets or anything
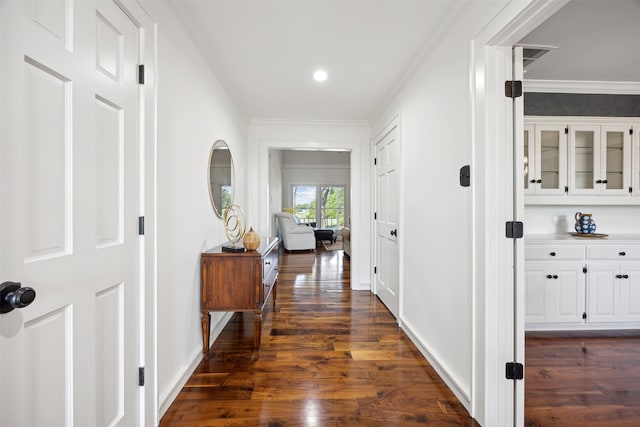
200,237,278,358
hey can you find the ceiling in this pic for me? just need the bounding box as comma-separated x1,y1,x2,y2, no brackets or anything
519,0,640,82
169,0,458,121
169,1,639,122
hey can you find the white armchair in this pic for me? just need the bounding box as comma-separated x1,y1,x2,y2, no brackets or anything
275,212,316,251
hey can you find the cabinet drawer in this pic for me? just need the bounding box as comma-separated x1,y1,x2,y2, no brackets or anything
587,246,640,260
525,246,585,260
263,248,278,281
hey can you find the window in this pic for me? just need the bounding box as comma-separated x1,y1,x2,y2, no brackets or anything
292,185,345,229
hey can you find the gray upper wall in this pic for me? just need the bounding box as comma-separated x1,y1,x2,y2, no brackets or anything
524,93,640,117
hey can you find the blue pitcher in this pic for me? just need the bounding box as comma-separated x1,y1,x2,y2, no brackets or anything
574,212,596,234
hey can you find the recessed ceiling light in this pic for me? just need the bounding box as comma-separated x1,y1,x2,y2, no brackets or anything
313,70,328,82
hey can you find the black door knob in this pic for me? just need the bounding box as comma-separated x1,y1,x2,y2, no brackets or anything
1,281,36,314
390,229,397,237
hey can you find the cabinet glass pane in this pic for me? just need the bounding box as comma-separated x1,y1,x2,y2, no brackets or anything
524,129,529,189
540,130,559,189
574,130,594,189
605,131,624,190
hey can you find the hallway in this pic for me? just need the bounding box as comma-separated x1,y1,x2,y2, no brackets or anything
160,246,478,426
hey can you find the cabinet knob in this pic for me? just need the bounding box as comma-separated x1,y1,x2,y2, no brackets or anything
536,179,542,184
549,252,556,257
616,274,623,279
596,179,602,184
529,179,536,184
553,275,558,279
602,179,608,184
546,274,552,279
623,274,629,279
619,252,626,256
265,261,271,265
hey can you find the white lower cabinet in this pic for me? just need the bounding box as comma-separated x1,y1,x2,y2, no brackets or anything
588,262,640,323
525,239,640,330
525,262,585,325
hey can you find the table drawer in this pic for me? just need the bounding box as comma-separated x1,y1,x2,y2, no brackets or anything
587,246,640,260
525,246,585,260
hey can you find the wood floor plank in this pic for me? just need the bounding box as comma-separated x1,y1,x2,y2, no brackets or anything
525,331,640,426
160,246,478,426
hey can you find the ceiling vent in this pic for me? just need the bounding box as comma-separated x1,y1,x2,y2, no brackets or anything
519,44,558,68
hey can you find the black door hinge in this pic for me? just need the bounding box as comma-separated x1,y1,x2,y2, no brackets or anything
505,80,523,98
138,216,145,235
139,367,145,386
582,312,587,320
630,128,633,135
505,362,524,380
374,158,377,166
565,127,569,134
630,187,633,194
564,186,569,193
583,266,587,274
505,221,524,239
374,266,377,274
374,212,377,220
138,64,145,84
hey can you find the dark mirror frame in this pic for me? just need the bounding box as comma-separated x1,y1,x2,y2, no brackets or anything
208,140,234,218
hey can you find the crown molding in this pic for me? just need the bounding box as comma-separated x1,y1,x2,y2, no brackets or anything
250,118,370,128
524,79,640,95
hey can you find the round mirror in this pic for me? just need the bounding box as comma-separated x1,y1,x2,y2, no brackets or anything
208,140,234,218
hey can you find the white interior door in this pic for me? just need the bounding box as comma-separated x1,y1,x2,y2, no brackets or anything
1,1,142,425
374,117,400,319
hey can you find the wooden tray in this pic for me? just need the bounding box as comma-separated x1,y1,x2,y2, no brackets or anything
569,232,609,238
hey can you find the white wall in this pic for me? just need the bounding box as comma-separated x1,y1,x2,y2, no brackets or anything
525,205,640,234
268,149,283,237
370,0,510,415
142,0,249,417
248,120,370,290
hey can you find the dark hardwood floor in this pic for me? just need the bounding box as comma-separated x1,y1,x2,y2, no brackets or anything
525,330,640,426
160,245,478,426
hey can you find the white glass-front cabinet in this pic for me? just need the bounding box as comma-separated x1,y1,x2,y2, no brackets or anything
524,124,567,195
569,124,632,196
525,117,639,203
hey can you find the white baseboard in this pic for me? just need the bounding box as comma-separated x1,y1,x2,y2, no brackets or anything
351,281,371,291
157,311,234,420
401,319,472,412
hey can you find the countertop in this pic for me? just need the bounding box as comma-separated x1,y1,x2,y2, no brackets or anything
525,233,640,244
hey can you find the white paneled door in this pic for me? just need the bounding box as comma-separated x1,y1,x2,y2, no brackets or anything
1,1,142,426
374,116,400,319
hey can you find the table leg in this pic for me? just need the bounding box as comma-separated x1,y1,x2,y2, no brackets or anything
201,311,211,359
253,310,262,350
272,280,277,309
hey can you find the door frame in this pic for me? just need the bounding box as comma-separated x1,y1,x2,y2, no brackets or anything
470,1,569,426
113,1,158,425
249,119,370,291
372,113,402,322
